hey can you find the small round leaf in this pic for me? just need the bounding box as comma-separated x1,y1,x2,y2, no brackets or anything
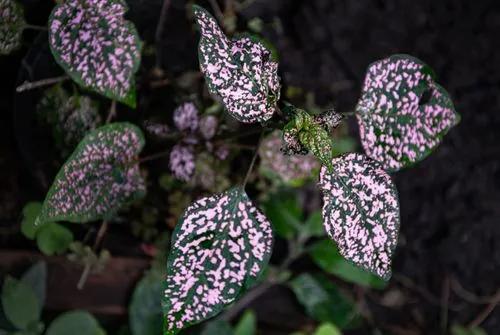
36,223,74,256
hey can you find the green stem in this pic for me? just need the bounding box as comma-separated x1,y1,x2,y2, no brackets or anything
241,130,265,189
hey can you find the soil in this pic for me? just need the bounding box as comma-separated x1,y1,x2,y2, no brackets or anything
0,0,499,334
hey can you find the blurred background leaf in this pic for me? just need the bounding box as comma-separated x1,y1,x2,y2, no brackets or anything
308,240,387,289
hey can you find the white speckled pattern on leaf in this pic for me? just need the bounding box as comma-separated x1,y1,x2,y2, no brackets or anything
162,188,273,334
193,5,280,123
356,54,459,171
48,0,142,107
36,123,145,226
319,153,400,279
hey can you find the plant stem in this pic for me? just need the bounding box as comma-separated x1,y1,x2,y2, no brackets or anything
468,290,500,328
135,150,171,164
241,130,264,189
213,127,262,142
77,220,108,290
106,100,116,123
93,220,109,249
220,280,275,321
16,75,69,92
208,0,225,25
155,0,172,69
77,263,92,290
23,24,48,31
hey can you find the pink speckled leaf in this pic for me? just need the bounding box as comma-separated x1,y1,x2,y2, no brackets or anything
0,0,26,55
193,5,280,123
319,153,400,280
48,0,142,107
356,54,460,171
162,188,273,334
36,123,146,226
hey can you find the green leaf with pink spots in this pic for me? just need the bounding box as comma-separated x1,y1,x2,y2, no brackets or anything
48,0,142,107
0,0,26,55
356,54,460,171
318,153,400,280
36,123,146,226
162,188,273,334
193,5,280,123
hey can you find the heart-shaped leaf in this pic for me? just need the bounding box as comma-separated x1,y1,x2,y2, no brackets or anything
162,188,273,334
48,0,142,107
356,54,460,171
193,5,280,123
0,0,25,55
36,123,146,226
318,153,400,279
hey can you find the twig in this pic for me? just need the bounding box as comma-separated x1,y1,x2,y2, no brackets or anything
77,220,108,290
440,276,450,334
208,0,225,25
135,150,171,164
77,263,92,290
241,130,264,188
23,24,48,31
220,280,275,321
106,100,116,123
451,277,500,304
468,290,500,328
93,220,109,249
155,0,172,69
16,75,69,92
213,127,262,142
393,273,443,306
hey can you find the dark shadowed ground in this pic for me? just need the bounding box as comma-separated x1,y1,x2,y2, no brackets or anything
0,0,499,334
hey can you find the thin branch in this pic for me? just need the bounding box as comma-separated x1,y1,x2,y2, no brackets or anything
93,220,109,249
77,220,108,290
468,290,500,328
241,130,264,188
220,280,275,321
208,0,225,25
451,277,500,304
393,273,443,306
106,100,117,123
440,276,450,334
155,0,172,69
77,263,92,290
16,75,69,92
135,150,170,164
23,24,48,31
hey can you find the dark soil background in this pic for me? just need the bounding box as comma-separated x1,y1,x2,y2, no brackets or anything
1,0,499,334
